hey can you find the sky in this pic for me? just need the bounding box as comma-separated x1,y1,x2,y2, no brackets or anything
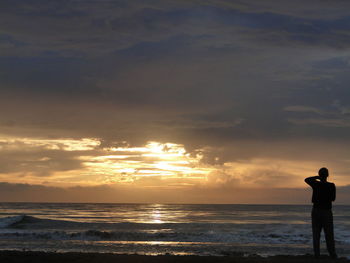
1,0,350,203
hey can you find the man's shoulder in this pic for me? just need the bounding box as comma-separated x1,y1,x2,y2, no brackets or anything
313,181,335,188
325,182,335,188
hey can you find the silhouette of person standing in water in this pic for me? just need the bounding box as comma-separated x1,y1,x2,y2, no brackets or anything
305,167,337,259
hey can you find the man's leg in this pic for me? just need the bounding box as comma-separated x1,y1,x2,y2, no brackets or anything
323,210,337,258
312,209,322,258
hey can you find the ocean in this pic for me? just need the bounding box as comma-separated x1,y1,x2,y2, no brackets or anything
0,203,349,257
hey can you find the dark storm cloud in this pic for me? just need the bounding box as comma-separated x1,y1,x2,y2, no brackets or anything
2,0,350,61
0,56,91,96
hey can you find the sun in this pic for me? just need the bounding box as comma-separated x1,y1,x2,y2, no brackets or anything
80,141,213,185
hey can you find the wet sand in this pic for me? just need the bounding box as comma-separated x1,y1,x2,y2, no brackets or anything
0,251,348,263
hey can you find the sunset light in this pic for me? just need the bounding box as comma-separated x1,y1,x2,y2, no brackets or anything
0,135,214,187
1,0,350,206
82,141,212,184
2,1,350,260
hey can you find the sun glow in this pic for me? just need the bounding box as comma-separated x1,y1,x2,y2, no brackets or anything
80,141,212,185
0,135,100,151
0,134,214,187
0,134,340,191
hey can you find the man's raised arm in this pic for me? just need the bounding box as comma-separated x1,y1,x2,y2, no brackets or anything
305,176,320,186
331,183,336,201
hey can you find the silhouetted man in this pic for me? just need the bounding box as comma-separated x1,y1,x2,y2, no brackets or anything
305,167,337,259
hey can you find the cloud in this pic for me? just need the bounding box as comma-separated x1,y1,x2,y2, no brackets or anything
2,0,350,62
205,170,241,189
288,118,350,128
0,146,83,176
1,1,350,202
284,105,324,115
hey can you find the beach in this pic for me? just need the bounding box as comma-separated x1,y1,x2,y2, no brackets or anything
0,251,349,263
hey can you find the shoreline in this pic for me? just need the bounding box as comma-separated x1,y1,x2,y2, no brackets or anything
0,251,348,263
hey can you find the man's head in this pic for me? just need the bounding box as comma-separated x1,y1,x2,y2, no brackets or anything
319,167,329,181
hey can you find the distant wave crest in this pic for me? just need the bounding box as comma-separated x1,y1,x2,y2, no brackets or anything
0,215,29,228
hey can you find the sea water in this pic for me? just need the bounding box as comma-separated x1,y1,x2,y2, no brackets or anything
0,203,349,256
